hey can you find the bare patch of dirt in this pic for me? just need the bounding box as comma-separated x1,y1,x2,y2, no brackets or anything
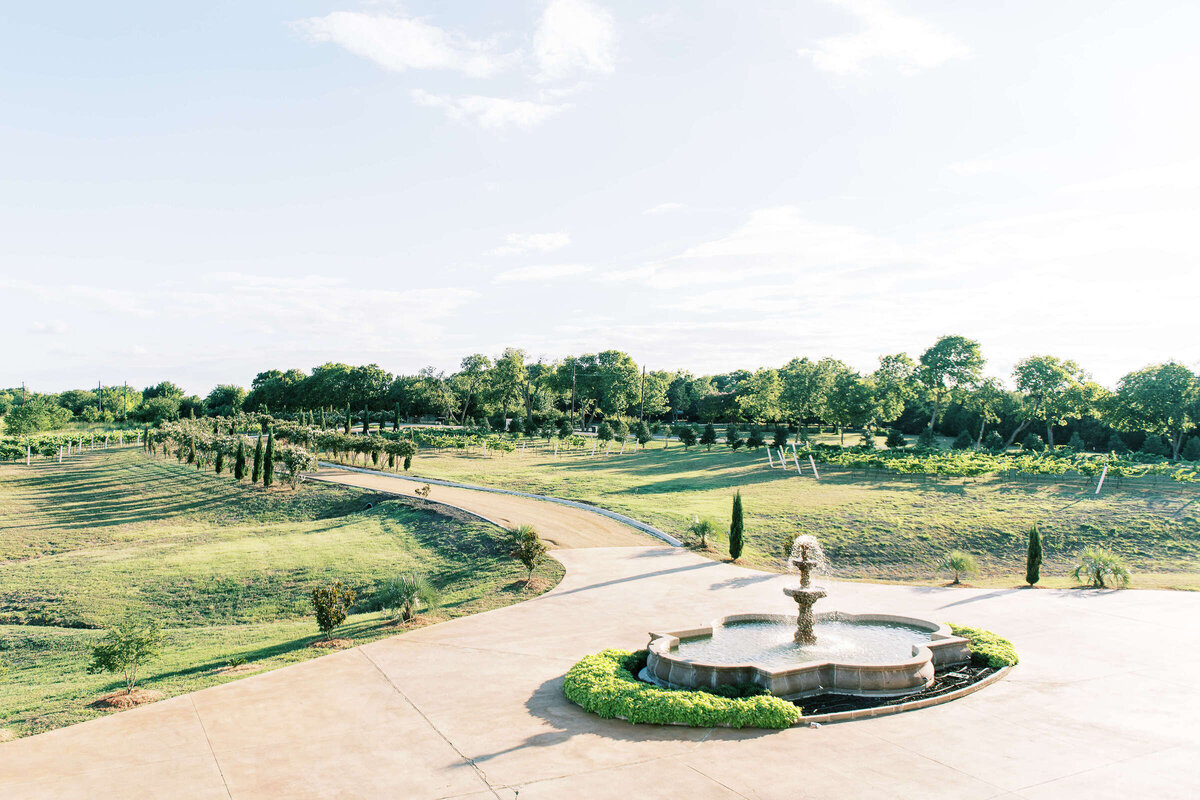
378,614,447,632
212,663,264,677
89,689,165,710
308,638,354,649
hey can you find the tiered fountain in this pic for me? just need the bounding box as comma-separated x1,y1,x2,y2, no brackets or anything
643,534,971,699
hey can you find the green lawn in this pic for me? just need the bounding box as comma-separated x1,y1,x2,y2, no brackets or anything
0,449,561,738
392,439,1200,590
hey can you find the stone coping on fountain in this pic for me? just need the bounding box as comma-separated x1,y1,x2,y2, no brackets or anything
645,611,971,700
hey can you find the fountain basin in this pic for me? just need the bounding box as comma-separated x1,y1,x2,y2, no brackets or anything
645,612,970,699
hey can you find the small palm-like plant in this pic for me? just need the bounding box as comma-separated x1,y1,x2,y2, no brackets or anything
687,517,718,549
380,573,441,622
509,525,548,582
1072,546,1131,588
939,550,979,584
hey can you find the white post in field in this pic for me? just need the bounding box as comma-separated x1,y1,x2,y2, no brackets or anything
553,440,559,458
619,440,626,455
521,443,526,457
91,434,95,450
58,446,63,463
606,442,611,455
795,452,803,475
766,449,775,467
809,454,820,479
1095,465,1108,495
590,443,597,456
118,432,123,446
26,445,31,466
104,435,109,449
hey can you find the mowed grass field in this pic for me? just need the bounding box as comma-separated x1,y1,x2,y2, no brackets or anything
0,449,562,738
399,439,1200,590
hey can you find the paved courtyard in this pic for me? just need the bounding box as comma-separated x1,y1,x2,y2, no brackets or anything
2,471,1198,799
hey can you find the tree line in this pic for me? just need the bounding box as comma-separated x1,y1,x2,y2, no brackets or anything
4,336,1199,460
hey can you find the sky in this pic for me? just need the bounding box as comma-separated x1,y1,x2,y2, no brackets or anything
2,0,1198,395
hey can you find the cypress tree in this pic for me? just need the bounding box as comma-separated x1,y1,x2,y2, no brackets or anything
188,435,196,464
729,490,745,561
215,449,225,474
1026,524,1043,586
320,408,327,430
344,403,351,435
362,403,369,434
263,428,275,487
252,433,264,483
395,402,401,432
700,423,718,451
234,438,247,480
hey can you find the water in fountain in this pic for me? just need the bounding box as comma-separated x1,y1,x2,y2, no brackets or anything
674,618,932,667
788,534,828,575
785,534,828,644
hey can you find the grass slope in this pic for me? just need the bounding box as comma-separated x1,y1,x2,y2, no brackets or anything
0,449,561,737
394,442,1200,589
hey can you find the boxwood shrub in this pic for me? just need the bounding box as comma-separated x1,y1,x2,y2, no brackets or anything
562,648,800,729
948,624,1019,667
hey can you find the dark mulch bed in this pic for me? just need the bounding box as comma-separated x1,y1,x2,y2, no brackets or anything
798,663,999,716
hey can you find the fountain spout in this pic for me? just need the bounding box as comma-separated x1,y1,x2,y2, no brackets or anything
783,537,827,645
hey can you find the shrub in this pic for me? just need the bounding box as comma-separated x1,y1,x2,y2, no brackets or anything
677,426,698,450
947,625,1019,667
687,517,718,548
251,433,263,483
634,421,652,448
596,422,614,443
745,428,765,449
1021,432,1044,452
885,429,907,449
916,428,938,449
562,649,799,728
87,615,162,694
310,580,356,639
951,430,972,450
773,427,789,448
379,574,440,622
939,550,978,584
983,430,1005,452
1072,546,1131,588
509,524,548,581
729,491,744,561
557,418,573,438
276,444,317,488
699,423,718,450
1106,433,1129,453
1140,435,1168,457
1184,436,1200,462
725,425,743,450
1025,524,1042,586
1066,431,1086,452
234,438,247,480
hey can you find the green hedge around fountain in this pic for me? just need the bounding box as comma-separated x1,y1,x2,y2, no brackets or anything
948,625,1019,667
563,648,801,729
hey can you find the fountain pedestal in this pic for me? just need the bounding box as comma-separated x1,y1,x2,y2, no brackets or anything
784,548,825,644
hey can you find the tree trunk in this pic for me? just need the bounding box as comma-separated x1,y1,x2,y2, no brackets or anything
1005,419,1032,447
976,420,986,449
1046,422,1056,448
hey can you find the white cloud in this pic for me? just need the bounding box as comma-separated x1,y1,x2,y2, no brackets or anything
29,320,69,335
947,159,1000,177
644,202,685,215
800,0,969,76
294,11,514,78
490,231,571,256
533,0,617,81
411,89,566,130
493,264,591,282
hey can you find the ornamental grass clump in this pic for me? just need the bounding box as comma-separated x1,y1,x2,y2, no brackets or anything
939,550,978,584
1072,546,1131,588
562,649,799,729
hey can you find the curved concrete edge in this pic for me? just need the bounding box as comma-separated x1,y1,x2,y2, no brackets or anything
314,461,684,547
303,474,511,532
795,664,1014,726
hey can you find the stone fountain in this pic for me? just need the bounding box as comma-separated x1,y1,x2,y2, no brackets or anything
782,535,827,645
642,534,972,699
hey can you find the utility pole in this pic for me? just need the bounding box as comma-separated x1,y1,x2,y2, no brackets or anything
570,360,577,429
639,365,646,421
98,380,103,415
122,382,128,420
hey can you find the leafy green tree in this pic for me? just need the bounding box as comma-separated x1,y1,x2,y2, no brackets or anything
641,370,673,418
234,438,247,480
871,353,918,427
825,371,878,444
1109,362,1199,460
918,335,985,432
939,550,978,584
557,418,573,438
729,491,745,561
725,425,743,450
1072,546,1131,588
204,385,246,417
735,369,782,423
3,397,72,434
252,433,264,483
490,348,528,420
509,525,548,582
1026,524,1043,586
310,580,356,639
780,357,847,434
677,425,698,450
263,429,275,486
633,420,652,448
965,378,1007,448
885,429,907,449
597,422,614,444
87,615,162,694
